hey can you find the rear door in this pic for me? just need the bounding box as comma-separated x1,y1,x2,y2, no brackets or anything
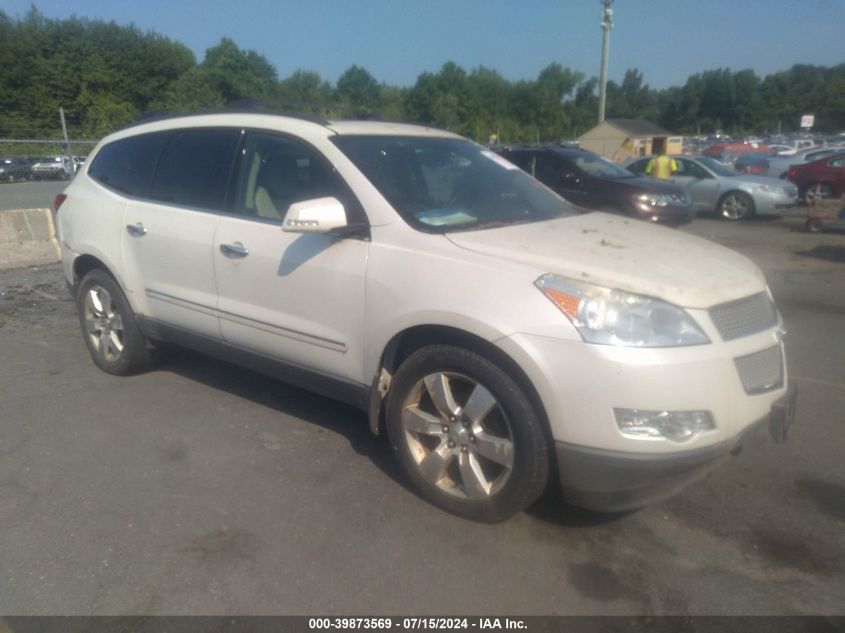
121,128,240,338
212,130,369,383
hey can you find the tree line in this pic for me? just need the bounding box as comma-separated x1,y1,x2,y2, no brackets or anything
2,8,844,147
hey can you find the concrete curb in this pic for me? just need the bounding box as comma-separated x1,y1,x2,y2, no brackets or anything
0,208,61,271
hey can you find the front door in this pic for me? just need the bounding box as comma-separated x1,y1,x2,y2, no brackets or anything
212,131,369,383
674,158,722,213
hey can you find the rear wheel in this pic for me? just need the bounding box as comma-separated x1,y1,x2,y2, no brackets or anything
386,345,549,522
718,191,755,220
77,269,156,375
804,182,833,205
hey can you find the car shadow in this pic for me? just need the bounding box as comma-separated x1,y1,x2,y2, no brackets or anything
154,347,635,527
795,244,845,263
525,485,633,527
696,211,790,224
156,347,416,496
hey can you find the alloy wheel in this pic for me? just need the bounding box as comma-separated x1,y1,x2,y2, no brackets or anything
720,192,752,220
400,371,514,499
83,286,125,362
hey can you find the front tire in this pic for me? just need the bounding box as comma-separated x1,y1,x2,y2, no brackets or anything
385,345,549,522
77,269,156,375
718,191,755,220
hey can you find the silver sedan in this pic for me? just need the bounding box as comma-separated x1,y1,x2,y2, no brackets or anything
625,155,798,220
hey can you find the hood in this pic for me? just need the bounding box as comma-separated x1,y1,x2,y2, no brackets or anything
445,213,767,309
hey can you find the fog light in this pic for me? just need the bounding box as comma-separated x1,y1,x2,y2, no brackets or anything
614,409,714,442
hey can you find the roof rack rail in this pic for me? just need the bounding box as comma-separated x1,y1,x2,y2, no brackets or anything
126,99,384,130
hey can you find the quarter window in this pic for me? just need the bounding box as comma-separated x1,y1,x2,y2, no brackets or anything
150,128,240,211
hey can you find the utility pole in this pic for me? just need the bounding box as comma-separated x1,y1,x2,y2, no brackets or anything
598,0,614,123
59,107,72,171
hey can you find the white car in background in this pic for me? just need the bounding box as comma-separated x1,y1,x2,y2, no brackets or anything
31,155,74,180
55,111,795,521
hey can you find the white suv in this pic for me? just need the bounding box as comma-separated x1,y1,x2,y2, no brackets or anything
55,111,795,522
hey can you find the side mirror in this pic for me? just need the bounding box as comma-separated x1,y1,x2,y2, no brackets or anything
282,196,348,234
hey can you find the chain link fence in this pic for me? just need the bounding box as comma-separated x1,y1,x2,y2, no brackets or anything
0,139,98,183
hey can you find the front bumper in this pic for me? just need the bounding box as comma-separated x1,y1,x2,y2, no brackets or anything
555,388,797,512
755,190,799,215
633,202,695,225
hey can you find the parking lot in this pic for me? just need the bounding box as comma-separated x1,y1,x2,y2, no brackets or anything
0,182,843,615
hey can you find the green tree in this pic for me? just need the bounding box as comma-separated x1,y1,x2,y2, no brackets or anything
201,37,277,104
336,65,380,111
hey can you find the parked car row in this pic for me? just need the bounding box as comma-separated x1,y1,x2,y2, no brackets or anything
0,155,85,182
492,145,798,222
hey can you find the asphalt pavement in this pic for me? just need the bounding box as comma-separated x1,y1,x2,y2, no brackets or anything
0,190,843,615
0,180,67,211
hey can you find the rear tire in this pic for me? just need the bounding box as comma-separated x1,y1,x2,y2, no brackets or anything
803,182,833,205
385,345,549,522
77,269,156,375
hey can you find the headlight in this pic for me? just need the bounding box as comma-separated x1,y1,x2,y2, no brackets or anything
535,275,710,347
635,193,669,207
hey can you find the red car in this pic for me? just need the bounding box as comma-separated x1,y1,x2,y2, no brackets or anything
704,142,774,163
787,151,845,203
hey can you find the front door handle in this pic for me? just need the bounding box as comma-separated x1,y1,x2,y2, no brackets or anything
126,223,147,237
219,242,249,258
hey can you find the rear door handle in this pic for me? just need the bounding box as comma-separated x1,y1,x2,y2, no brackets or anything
126,223,147,237
219,242,249,258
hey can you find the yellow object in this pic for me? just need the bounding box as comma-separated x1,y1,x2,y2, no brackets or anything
646,155,678,180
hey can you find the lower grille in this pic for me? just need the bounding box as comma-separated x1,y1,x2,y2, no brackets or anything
709,292,778,341
734,345,784,395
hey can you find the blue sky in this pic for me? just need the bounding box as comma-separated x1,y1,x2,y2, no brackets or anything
3,0,844,89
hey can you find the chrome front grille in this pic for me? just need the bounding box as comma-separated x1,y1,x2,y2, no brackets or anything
734,345,784,394
709,292,778,341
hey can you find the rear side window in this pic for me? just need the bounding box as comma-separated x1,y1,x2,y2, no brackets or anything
88,132,171,197
150,129,241,211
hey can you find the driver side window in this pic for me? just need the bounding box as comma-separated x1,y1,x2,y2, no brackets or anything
233,132,359,222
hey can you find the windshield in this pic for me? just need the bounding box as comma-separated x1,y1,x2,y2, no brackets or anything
331,136,576,232
568,152,635,179
696,156,737,177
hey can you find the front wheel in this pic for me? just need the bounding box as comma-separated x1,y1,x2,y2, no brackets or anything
386,345,549,522
77,269,156,375
718,191,755,220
